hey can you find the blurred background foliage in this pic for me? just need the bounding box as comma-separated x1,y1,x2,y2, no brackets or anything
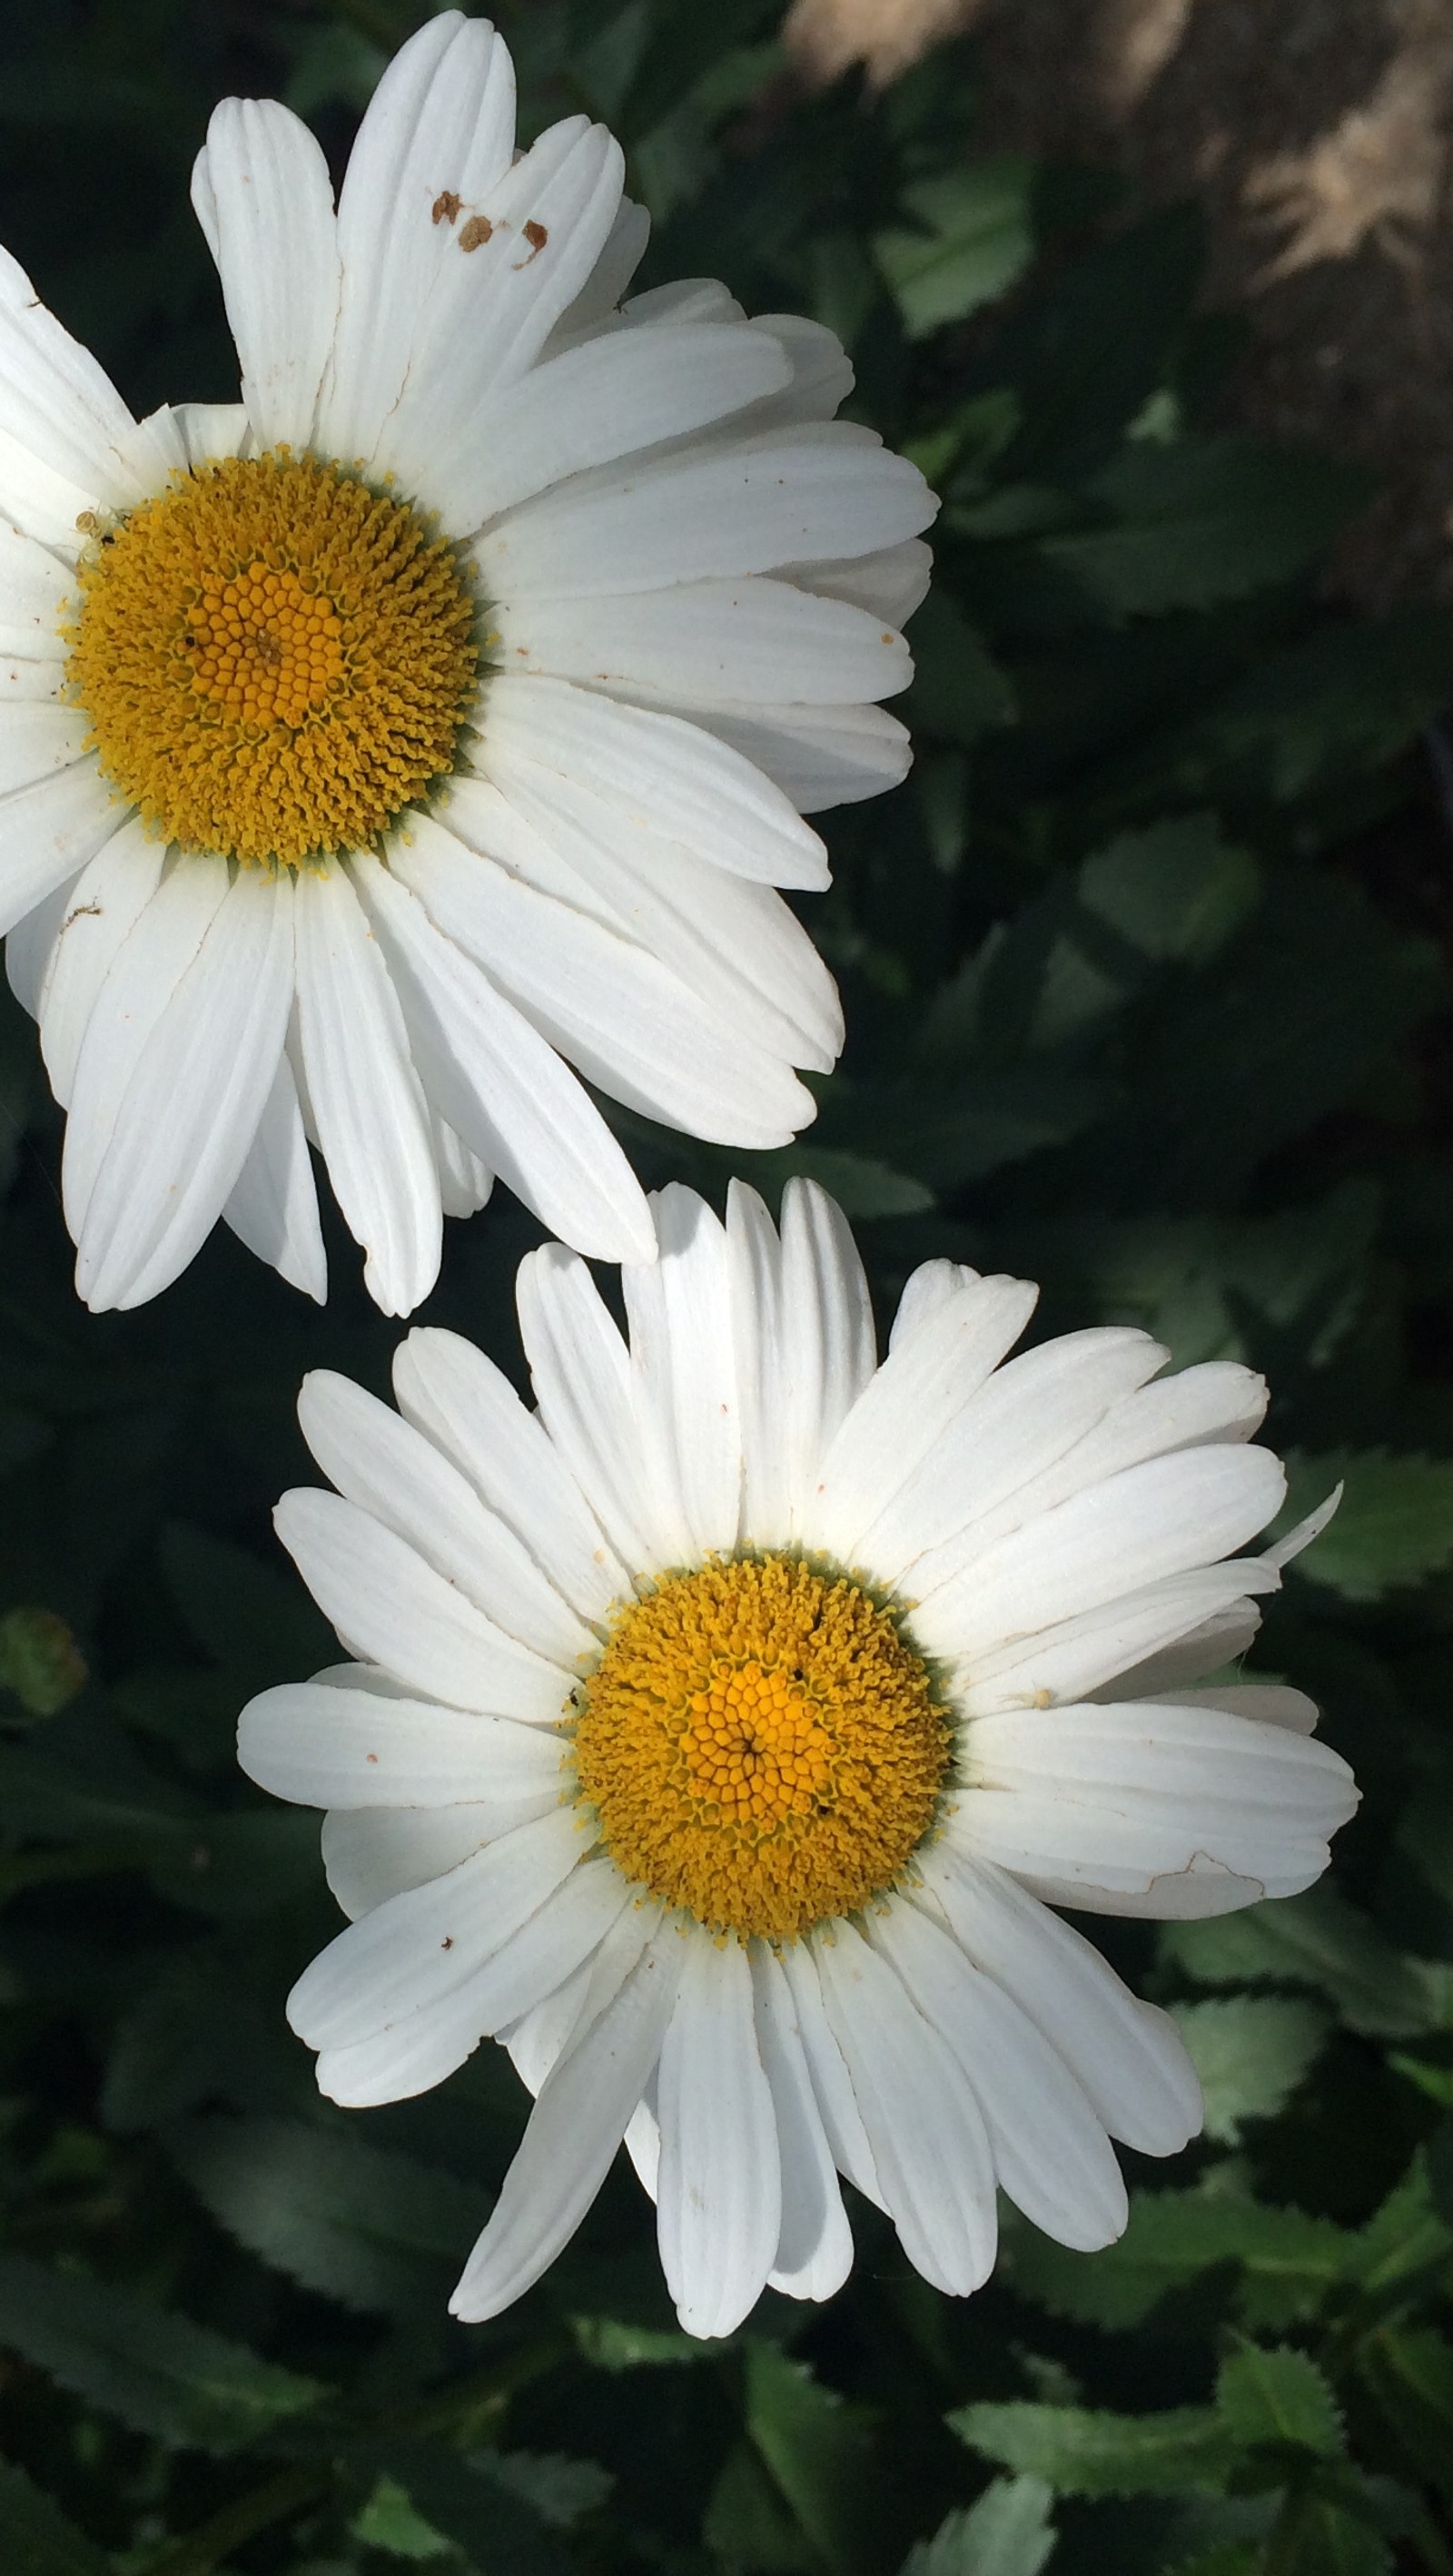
1,3,1453,2572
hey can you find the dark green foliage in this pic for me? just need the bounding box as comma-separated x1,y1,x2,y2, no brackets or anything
0,5,1451,2573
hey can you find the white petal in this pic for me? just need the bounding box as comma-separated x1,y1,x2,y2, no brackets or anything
192,99,340,450
0,757,118,939
868,1898,1128,2252
379,115,626,498
430,323,791,534
476,423,934,597
479,671,828,892
0,242,148,512
1165,1683,1320,1735
0,516,73,656
287,1804,587,2049
239,1675,566,1811
1263,1486,1341,1570
752,1948,854,2301
544,196,651,345
321,1804,494,1920
0,702,91,799
35,819,165,1103
916,1845,1202,2157
450,1922,676,2322
5,872,74,1017
622,1186,740,1564
729,312,854,427
316,1855,631,2107
392,1324,631,1624
779,1178,877,1527
730,1179,877,1548
947,1361,1270,1567
62,855,232,1242
872,1328,1170,1605
351,849,655,1263
315,11,517,462
503,1959,594,2097
809,1271,1038,1564
517,1241,664,1573
392,807,816,1147
957,1699,1360,1916
916,1445,1289,1666
292,863,441,1318
430,1111,494,1218
297,1367,594,1663
959,1563,1280,1716
657,1937,781,2338
222,1046,327,1302
813,1923,997,2295
479,725,838,1075
493,576,910,706
889,1258,980,1350
1104,1599,1266,1703
168,400,250,467
650,693,913,814
272,1486,575,1721
620,280,746,330
75,865,294,1312
776,1941,885,2210
792,539,934,627
726,1182,795,1548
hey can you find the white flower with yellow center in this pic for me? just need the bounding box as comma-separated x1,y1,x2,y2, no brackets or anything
0,15,934,1315
240,1180,1359,2337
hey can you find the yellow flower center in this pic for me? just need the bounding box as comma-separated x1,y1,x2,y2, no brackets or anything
573,1554,951,1942
64,452,478,870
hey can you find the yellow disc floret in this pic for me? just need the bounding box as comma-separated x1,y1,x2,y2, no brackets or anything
64,452,478,870
573,1555,952,1942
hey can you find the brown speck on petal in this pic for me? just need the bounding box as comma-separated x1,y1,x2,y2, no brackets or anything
431,190,462,226
459,213,494,252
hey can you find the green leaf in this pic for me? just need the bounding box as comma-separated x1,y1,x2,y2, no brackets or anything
569,2314,711,2370
1216,2346,1342,2459
371,2446,588,2576
161,1521,335,1686
0,2253,324,2452
169,2115,482,2316
1179,606,1453,801
619,0,778,134
904,588,1017,748
745,2342,882,2576
1275,1449,1453,1603
0,1608,86,1718
351,2475,456,2563
1078,814,1260,967
1171,1999,1329,2144
705,2441,812,2572
993,203,1205,479
1265,2493,1393,2576
0,2460,110,2576
1042,439,1365,617
1162,1884,1441,2039
1358,2327,1453,2502
875,162,1034,339
948,2401,1233,2498
901,2478,1055,2575
102,1940,299,2133
1003,2188,1349,2334
1347,2157,1453,2309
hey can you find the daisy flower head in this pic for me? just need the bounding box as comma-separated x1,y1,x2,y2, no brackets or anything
240,1179,1359,2339
0,15,934,1316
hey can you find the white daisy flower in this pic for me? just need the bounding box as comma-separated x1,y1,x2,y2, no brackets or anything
0,14,934,1316
239,1179,1359,2338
